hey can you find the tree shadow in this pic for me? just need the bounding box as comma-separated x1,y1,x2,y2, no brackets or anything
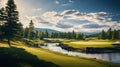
0,47,59,67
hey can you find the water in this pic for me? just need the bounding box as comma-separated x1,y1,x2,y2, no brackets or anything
41,43,120,63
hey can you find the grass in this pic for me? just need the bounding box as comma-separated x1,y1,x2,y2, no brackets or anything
0,43,58,67
0,42,120,67
47,38,120,48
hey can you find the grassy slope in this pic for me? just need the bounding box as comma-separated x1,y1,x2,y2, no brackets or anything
24,47,120,67
1,42,120,67
0,43,58,67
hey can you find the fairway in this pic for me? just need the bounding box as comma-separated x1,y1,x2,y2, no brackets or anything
64,41,114,48
0,42,120,67
49,38,120,48
13,46,120,67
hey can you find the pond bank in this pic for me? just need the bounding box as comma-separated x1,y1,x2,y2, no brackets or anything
58,43,120,53
40,43,120,63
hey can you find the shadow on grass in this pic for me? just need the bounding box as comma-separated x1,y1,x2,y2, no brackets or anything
0,47,59,67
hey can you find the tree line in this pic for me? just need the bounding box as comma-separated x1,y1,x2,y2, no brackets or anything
98,28,120,40
24,21,86,40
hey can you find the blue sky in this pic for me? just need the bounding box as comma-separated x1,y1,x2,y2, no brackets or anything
0,0,120,32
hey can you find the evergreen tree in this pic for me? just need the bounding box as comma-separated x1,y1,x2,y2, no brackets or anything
107,28,112,39
100,30,106,39
72,30,76,39
116,30,119,40
15,22,24,40
83,34,86,40
24,27,29,38
76,33,79,39
45,29,49,38
119,30,120,40
112,29,117,40
36,30,43,39
28,20,35,39
0,7,6,25
4,0,23,46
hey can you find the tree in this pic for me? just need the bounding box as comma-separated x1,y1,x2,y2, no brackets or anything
45,29,49,38
24,27,29,38
4,0,23,46
0,7,6,25
100,30,106,39
112,29,117,40
17,22,24,39
36,30,43,40
119,30,120,40
28,20,35,39
72,30,76,39
83,34,86,40
107,28,112,39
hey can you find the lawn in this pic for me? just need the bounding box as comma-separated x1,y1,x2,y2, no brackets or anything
0,42,120,67
64,40,120,48
47,38,120,48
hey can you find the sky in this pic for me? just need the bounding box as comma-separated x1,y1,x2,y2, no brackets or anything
0,0,120,33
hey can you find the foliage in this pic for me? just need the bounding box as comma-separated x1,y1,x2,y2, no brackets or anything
99,28,120,40
0,0,23,46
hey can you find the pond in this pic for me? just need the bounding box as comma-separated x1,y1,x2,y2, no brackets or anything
40,43,120,63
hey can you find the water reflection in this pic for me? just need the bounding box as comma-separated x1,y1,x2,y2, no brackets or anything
40,43,120,63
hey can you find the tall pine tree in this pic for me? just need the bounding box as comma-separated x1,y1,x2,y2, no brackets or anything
28,20,35,39
107,28,112,39
4,0,23,46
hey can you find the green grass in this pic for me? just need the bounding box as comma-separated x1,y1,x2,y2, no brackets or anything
47,38,120,48
0,43,58,67
24,47,120,67
0,42,120,67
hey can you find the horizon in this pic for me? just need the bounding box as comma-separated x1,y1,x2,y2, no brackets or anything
0,0,120,33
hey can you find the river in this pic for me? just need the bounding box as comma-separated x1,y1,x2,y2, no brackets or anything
40,43,120,63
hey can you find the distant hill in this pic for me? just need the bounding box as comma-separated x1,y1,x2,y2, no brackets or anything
34,28,60,33
34,28,99,35
82,32,100,35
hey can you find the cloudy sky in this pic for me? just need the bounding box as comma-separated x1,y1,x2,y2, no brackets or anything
0,0,120,32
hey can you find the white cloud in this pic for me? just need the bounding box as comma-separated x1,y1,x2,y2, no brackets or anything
61,10,109,24
25,10,120,32
42,11,64,25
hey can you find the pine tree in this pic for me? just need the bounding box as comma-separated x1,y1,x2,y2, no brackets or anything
0,7,6,25
112,30,116,40
45,29,49,38
36,30,43,39
119,30,120,40
28,20,35,39
101,30,106,39
107,28,112,39
83,34,86,40
72,30,75,39
16,22,24,40
24,27,29,38
4,0,23,46
76,33,79,39
116,30,119,40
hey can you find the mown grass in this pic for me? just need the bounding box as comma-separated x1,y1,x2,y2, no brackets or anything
0,42,120,67
47,38,120,48
0,43,58,67
24,47,120,67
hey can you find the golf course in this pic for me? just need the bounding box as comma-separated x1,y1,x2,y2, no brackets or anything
0,40,120,67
